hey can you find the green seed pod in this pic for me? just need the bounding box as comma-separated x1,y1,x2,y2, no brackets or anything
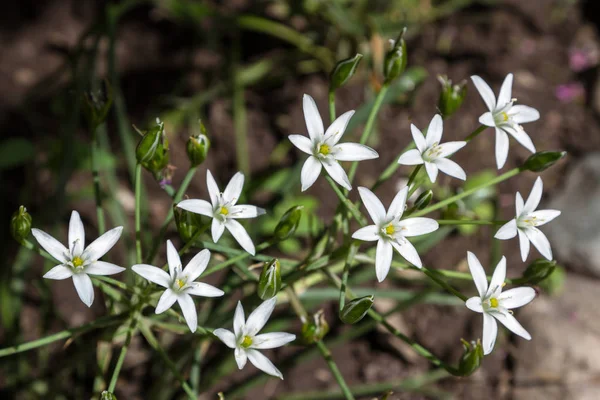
258,259,282,300
301,310,329,345
437,75,467,119
339,295,374,324
273,206,303,242
383,28,407,84
522,151,567,172
330,53,363,91
457,339,484,377
173,206,205,243
136,120,170,178
82,80,113,130
413,190,433,210
186,120,210,167
522,258,556,285
101,391,117,400
11,205,32,244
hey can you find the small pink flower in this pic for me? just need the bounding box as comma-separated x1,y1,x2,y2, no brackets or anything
555,83,585,103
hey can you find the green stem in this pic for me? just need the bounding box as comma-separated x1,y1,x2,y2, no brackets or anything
348,84,389,183
107,315,137,392
328,90,336,123
436,219,507,226
406,164,422,198
338,242,359,312
411,168,521,217
22,239,56,264
464,124,486,142
135,163,143,264
420,268,467,302
91,129,106,234
325,177,366,226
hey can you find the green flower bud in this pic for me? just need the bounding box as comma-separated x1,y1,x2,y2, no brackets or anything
301,310,329,344
258,259,282,300
186,120,210,167
522,151,566,172
522,258,556,285
136,119,170,178
274,206,303,242
330,53,363,91
11,206,32,244
101,391,117,400
457,339,484,377
437,75,467,118
339,295,374,324
383,28,407,84
173,206,205,243
538,264,565,295
82,80,113,130
413,190,433,210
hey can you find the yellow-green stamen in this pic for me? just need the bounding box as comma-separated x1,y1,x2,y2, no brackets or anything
501,112,509,122
72,256,84,268
219,206,229,216
241,335,253,348
489,298,499,308
385,224,395,236
318,144,330,156
176,278,186,289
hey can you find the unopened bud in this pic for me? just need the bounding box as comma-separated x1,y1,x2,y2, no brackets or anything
339,295,374,324
383,28,407,84
136,119,170,179
82,80,113,130
301,310,329,344
274,206,303,241
538,264,565,295
330,53,363,91
101,391,117,400
11,206,32,244
522,258,556,284
413,190,433,210
258,259,282,300
173,206,205,243
522,151,566,172
457,339,484,376
186,120,210,167
437,75,467,118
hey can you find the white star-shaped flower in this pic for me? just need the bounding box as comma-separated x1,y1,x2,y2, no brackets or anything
465,251,536,355
495,177,560,261
213,298,295,379
397,114,467,182
289,94,379,191
177,170,265,255
352,186,439,281
32,211,124,307
471,73,540,169
132,240,224,332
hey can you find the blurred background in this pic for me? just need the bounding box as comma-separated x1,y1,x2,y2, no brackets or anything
2,0,600,399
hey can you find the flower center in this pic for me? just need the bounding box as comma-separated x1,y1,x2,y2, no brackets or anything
219,206,229,216
175,278,187,289
72,256,84,269
424,143,442,161
489,297,499,308
385,224,395,235
318,143,330,156
501,112,509,122
240,335,253,348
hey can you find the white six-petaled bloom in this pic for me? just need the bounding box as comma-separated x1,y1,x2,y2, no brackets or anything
289,94,379,191
132,240,224,332
471,73,540,169
177,170,265,255
213,297,295,379
352,186,439,282
33,211,124,307
397,114,467,182
465,251,536,355
494,177,560,261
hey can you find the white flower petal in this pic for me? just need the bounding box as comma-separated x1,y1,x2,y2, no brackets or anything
357,187,386,225
495,219,518,240
234,301,245,339
466,297,483,313
68,211,85,256
84,261,125,276
497,73,513,109
398,218,439,237
352,225,379,242
155,288,178,314
332,143,378,161
499,287,536,309
482,312,498,355
72,273,94,307
177,294,198,332
245,297,277,336
410,124,427,153
491,310,531,340
211,218,225,243
424,162,439,183
177,199,213,217
511,105,540,124
322,158,351,191
132,264,171,288
434,158,466,180
425,114,443,148
252,332,296,349
247,349,283,379
528,209,561,226
288,134,313,155
495,128,510,169
391,239,422,268
82,226,123,261
225,219,256,255
524,227,553,260
515,192,525,217
504,125,536,154
386,186,408,220
43,265,73,280
479,112,495,127
300,156,322,192
523,177,543,215
166,240,181,277
375,239,393,282
467,251,488,297
230,205,266,219
183,249,211,281
213,328,236,348
206,170,220,207
303,94,324,142
471,75,496,111
224,172,245,204
487,256,507,297
436,141,467,158
324,110,354,145
397,149,424,166
31,228,70,264
235,347,248,369
517,229,531,262
186,282,224,297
